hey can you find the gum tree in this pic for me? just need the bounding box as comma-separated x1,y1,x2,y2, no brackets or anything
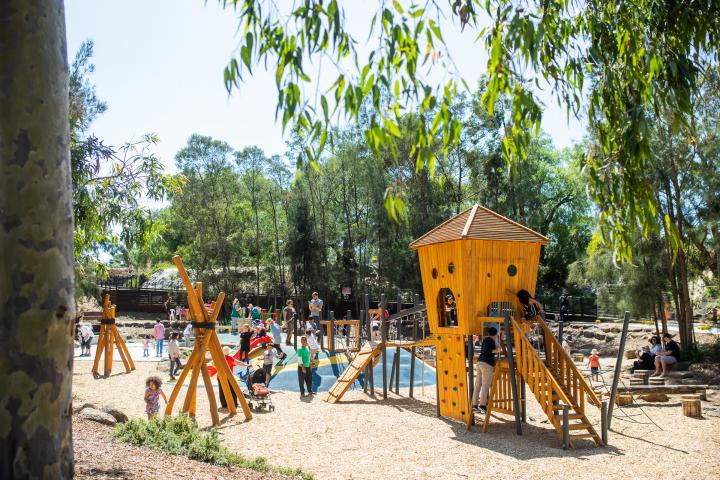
0,1,75,478
221,0,720,265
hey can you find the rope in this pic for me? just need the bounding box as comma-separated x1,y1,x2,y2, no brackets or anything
191,321,216,330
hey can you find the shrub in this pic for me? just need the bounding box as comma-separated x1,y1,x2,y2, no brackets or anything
113,415,313,479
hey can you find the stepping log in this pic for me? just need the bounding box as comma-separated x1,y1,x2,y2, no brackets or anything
649,377,666,386
629,378,645,386
682,394,702,418
616,394,633,406
573,353,584,363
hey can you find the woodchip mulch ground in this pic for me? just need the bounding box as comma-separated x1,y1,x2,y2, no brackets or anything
73,417,291,479
74,355,720,480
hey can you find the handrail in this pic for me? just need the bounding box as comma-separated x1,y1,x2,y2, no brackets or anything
510,317,572,425
535,316,601,408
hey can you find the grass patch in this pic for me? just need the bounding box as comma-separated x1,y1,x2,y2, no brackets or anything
112,415,313,479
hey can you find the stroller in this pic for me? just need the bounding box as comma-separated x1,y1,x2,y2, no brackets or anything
245,368,275,412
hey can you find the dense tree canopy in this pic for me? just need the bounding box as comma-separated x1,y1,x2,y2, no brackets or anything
221,0,720,265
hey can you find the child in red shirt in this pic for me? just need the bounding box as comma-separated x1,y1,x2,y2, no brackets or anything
587,349,601,381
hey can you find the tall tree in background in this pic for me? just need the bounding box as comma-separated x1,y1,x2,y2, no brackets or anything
0,1,74,477
222,0,720,264
69,39,179,288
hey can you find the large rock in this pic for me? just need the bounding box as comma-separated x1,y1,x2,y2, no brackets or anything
79,407,117,426
582,330,596,338
102,405,128,423
594,332,606,340
73,402,97,414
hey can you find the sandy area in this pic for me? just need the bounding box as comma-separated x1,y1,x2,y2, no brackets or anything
73,353,720,480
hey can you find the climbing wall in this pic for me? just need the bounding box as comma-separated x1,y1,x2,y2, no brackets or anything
435,334,472,426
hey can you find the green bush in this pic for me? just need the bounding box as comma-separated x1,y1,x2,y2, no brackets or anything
683,337,720,363
113,415,312,479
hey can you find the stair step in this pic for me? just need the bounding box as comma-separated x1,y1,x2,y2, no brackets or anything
568,423,593,430
568,433,598,439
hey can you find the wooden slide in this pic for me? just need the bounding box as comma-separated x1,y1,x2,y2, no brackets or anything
324,343,382,403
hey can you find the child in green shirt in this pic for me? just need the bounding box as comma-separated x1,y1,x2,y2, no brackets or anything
297,336,312,396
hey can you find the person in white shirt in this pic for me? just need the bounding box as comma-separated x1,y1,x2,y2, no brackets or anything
183,322,194,347
306,328,320,366
168,333,181,380
78,323,94,356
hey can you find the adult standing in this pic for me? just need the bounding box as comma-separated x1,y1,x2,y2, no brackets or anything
154,318,166,357
230,297,241,334
183,322,193,348
297,336,313,397
283,299,296,346
471,327,502,414
559,292,570,323
308,292,323,348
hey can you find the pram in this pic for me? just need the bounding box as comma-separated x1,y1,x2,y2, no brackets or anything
245,367,275,412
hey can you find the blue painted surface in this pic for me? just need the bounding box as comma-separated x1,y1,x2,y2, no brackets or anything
175,332,437,393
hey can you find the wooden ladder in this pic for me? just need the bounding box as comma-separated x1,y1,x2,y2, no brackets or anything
324,343,382,404
484,318,602,447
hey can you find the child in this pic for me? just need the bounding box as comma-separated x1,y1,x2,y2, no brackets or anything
262,343,275,384
168,333,181,380
142,335,150,357
144,376,167,419
238,324,252,361
306,329,320,366
587,348,601,381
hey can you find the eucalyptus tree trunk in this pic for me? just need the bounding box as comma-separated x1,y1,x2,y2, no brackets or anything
0,1,75,478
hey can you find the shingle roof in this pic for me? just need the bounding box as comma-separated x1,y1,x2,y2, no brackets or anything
409,204,549,249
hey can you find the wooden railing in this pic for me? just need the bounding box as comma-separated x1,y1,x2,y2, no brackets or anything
511,317,572,427
536,316,601,410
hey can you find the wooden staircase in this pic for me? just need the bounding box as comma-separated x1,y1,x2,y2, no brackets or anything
483,317,603,447
324,343,382,404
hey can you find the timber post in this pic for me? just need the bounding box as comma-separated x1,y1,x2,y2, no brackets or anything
503,313,522,435
601,401,608,444
607,311,631,428
381,294,388,399
562,405,570,450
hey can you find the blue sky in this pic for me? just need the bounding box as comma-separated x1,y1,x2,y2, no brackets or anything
65,1,586,174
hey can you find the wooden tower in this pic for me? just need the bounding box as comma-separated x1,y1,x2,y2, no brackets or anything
409,204,549,426
164,256,252,425
92,294,136,377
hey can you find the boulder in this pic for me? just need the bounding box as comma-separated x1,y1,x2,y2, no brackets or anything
582,330,595,338
594,332,606,340
102,405,128,423
673,361,691,372
605,333,615,342
79,407,117,426
639,393,669,402
624,350,637,359
73,402,97,414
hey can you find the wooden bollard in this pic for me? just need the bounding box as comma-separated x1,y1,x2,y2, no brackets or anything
631,374,649,385
682,394,702,418
573,353,584,363
629,378,645,386
649,377,666,386
616,393,633,406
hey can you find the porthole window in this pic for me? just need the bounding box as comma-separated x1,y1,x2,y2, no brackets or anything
448,262,455,274
437,288,458,328
432,268,438,279
507,264,517,277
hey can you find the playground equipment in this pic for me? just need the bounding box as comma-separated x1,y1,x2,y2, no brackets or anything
92,294,135,377
325,204,605,447
164,256,252,425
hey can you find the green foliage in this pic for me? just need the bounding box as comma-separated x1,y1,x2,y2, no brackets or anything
112,415,313,479
220,0,720,264
69,40,182,285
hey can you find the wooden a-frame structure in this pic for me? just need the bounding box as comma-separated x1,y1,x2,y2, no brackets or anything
164,255,252,425
92,294,136,377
